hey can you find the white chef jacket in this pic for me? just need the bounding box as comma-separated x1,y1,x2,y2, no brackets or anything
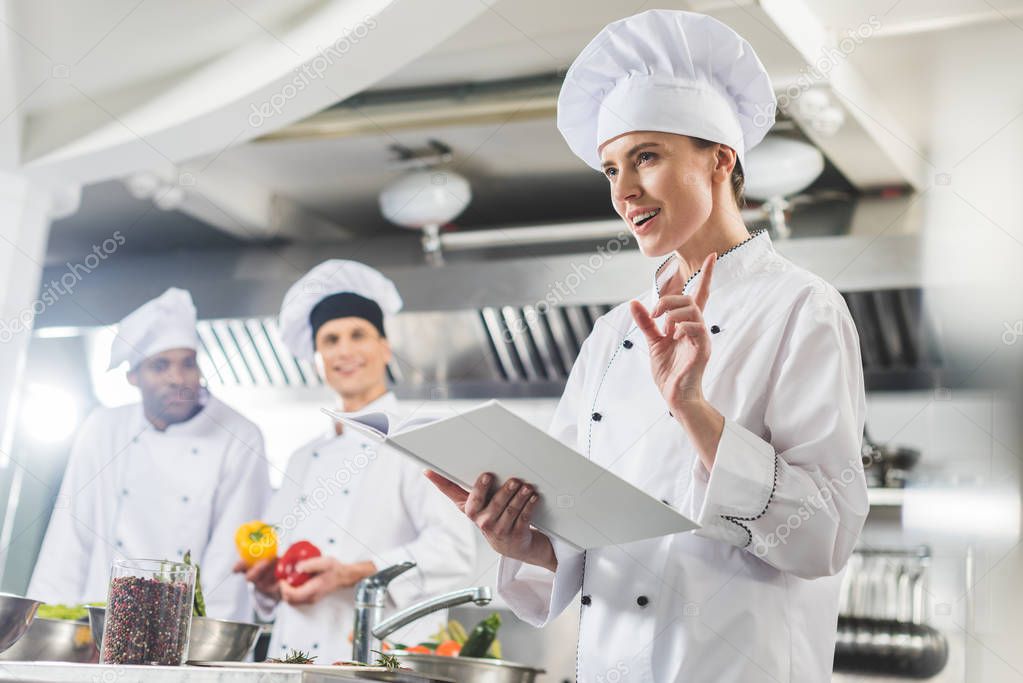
28,393,272,621
498,231,868,682
257,392,476,664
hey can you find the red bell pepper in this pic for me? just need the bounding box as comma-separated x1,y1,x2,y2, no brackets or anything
274,540,322,587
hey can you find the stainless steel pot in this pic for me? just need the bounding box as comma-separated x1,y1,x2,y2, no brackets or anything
833,616,948,678
87,607,259,662
397,653,544,683
85,605,104,650
0,594,40,654
186,615,261,662
0,617,97,662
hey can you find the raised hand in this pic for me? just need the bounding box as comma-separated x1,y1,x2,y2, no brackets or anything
630,252,717,409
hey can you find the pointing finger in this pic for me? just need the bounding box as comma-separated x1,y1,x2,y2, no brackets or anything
630,300,663,344
425,470,469,507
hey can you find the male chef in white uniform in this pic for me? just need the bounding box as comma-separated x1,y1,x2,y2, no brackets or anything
238,260,475,663
29,288,272,621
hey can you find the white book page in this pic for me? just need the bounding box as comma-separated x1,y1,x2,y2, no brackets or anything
321,409,441,439
386,400,699,550
324,401,698,549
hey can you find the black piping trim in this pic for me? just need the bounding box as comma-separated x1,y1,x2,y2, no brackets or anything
654,229,768,297
586,343,625,456
575,550,588,682
720,452,779,548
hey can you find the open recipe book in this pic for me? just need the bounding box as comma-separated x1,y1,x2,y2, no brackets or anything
322,400,698,550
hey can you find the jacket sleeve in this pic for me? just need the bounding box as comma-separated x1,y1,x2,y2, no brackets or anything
693,286,869,579
373,454,477,608
496,336,591,627
27,411,106,604
200,422,272,621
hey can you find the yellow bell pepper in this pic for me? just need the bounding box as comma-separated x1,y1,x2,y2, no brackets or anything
235,520,278,567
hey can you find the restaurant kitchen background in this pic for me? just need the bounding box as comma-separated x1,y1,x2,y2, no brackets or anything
1,1,1021,681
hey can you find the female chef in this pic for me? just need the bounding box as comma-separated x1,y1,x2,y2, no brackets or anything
428,10,869,682
240,260,475,663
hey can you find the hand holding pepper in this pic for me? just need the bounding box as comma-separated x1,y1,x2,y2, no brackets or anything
274,540,322,587
233,557,280,601
279,556,378,606
233,520,282,600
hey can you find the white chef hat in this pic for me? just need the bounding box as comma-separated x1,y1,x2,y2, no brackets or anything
108,288,199,370
278,260,403,362
557,9,776,172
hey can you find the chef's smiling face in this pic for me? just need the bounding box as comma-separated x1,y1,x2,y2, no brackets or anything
600,131,737,258
128,348,203,428
314,317,391,401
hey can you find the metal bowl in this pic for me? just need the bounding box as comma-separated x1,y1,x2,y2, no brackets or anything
85,605,105,651
0,594,40,654
187,616,260,662
87,608,258,662
0,617,97,662
396,653,544,683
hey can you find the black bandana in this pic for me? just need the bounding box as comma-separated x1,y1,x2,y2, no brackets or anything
309,292,386,344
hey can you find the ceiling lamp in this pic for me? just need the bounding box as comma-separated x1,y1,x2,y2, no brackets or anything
743,136,825,239
379,168,472,264
797,89,846,138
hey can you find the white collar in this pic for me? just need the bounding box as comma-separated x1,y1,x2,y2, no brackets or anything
324,390,399,435
341,390,398,414
648,229,773,306
132,388,218,437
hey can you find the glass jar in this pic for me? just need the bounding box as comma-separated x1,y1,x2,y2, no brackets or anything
100,559,195,665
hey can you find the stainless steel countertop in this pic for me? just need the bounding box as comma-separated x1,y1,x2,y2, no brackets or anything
0,662,451,683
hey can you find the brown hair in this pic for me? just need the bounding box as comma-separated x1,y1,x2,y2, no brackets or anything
690,136,745,209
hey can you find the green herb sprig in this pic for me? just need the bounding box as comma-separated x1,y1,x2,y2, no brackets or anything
267,649,317,664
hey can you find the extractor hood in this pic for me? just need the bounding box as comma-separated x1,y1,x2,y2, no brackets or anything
40,193,947,397
179,284,941,401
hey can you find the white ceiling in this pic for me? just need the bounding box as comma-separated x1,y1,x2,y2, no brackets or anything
9,0,323,113
370,0,809,89
188,0,817,234
43,0,1023,255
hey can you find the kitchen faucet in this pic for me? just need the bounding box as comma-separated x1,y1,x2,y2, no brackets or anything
352,562,492,663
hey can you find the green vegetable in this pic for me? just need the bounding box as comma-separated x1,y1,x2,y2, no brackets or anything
459,613,501,658
267,649,316,664
373,650,400,671
37,604,88,621
448,619,468,645
36,602,105,621
183,550,206,617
